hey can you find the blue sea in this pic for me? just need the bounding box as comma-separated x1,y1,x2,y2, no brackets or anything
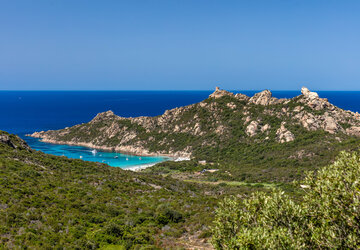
1,90,360,168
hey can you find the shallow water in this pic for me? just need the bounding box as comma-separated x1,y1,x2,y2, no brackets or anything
23,134,169,168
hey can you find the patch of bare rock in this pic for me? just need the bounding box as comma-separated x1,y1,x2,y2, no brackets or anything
209,86,234,99
276,122,295,143
246,121,259,137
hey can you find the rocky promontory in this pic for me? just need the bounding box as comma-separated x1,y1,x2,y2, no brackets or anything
29,87,360,159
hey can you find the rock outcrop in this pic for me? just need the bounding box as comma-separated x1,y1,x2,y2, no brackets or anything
209,87,234,99
90,110,119,123
299,87,333,111
346,126,360,137
246,121,259,137
235,93,250,102
0,134,17,148
261,124,271,133
276,122,295,143
0,132,31,151
249,90,278,106
323,114,343,134
301,87,319,100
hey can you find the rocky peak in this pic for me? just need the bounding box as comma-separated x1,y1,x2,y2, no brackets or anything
90,110,117,123
209,86,234,99
299,87,334,111
301,87,319,100
249,90,277,106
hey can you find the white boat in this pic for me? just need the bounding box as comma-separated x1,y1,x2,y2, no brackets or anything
91,149,97,156
114,156,119,159
126,157,129,161
80,155,83,159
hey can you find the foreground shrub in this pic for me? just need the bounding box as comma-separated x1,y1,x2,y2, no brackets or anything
212,151,360,249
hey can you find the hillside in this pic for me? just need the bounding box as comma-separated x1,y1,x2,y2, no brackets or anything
30,87,360,182
1,131,242,249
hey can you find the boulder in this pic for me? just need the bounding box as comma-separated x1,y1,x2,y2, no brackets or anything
294,111,321,131
193,123,202,135
261,124,271,133
226,102,236,109
293,106,304,112
323,115,342,134
301,87,319,100
246,121,259,137
249,90,277,106
276,122,295,143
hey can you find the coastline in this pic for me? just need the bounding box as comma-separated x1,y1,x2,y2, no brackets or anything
25,134,191,171
26,134,191,158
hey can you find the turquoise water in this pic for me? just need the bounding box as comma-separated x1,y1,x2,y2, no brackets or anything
23,135,169,168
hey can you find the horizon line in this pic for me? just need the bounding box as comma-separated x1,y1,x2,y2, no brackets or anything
1,89,360,92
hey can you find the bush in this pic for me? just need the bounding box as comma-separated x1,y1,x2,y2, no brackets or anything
212,151,360,249
156,205,184,225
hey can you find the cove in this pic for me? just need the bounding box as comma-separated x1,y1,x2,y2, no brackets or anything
22,134,169,169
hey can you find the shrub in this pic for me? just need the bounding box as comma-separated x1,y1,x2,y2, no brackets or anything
212,151,360,249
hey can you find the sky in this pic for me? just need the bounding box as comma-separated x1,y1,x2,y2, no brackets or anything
0,0,360,90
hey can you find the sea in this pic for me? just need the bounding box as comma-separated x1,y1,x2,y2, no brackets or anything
1,90,360,168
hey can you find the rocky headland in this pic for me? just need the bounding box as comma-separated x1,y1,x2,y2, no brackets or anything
29,87,360,160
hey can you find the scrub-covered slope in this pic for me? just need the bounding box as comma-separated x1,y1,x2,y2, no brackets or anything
0,131,222,249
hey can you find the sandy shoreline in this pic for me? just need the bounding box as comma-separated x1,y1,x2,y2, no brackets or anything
124,156,191,171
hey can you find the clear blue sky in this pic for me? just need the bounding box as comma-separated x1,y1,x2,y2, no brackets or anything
1,0,360,90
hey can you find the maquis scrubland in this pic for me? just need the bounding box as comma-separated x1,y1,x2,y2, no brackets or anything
2,87,360,249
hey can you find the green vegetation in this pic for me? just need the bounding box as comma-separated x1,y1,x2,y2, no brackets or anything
0,131,220,248
7,91,360,248
212,151,360,249
1,131,283,249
